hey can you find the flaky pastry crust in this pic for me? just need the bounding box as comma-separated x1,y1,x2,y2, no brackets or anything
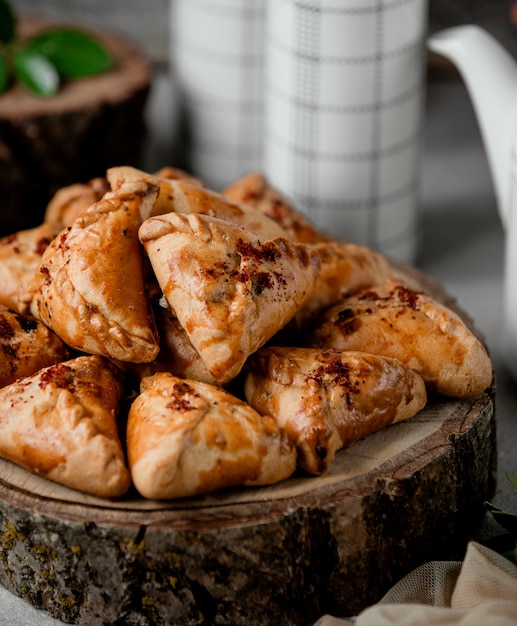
245,346,427,474
0,222,62,314
167,179,290,239
0,306,70,388
139,212,320,382
127,372,297,500
30,179,160,362
44,178,110,229
222,172,332,243
106,165,194,219
304,279,493,398
296,241,393,328
107,166,288,240
0,356,130,498
115,303,220,388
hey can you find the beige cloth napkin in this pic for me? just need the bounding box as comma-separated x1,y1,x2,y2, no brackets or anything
314,542,517,626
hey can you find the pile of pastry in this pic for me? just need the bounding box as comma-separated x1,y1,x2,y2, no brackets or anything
0,166,493,500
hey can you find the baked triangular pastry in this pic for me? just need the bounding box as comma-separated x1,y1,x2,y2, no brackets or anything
0,306,70,388
0,222,61,314
108,166,287,239
139,212,320,382
159,179,288,239
304,279,493,398
107,165,203,217
44,177,109,229
115,302,221,388
222,172,331,243
30,179,160,362
0,355,130,498
244,346,427,474
127,372,297,500
296,241,392,328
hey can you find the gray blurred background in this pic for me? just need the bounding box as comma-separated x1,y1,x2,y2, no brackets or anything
8,0,517,175
8,0,517,66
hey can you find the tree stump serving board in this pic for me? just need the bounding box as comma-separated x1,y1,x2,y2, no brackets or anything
0,268,497,626
0,18,150,237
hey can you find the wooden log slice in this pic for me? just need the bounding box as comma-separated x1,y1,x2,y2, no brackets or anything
0,18,151,237
0,267,497,625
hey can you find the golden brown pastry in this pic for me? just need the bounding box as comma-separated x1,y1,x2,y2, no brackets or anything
296,240,393,328
108,166,288,238
0,306,70,388
156,178,288,239
149,167,204,216
127,372,297,500
106,165,201,219
244,346,427,475
108,164,201,189
0,222,62,314
106,165,158,189
153,165,203,184
222,171,332,243
44,178,110,228
304,279,493,398
105,167,176,301
116,303,221,388
0,356,130,498
139,212,320,382
30,179,160,363
150,304,221,385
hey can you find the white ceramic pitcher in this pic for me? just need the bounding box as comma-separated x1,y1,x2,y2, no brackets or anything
428,25,517,379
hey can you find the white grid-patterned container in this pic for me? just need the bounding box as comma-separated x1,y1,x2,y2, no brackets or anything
264,0,427,261
170,0,266,190
170,0,427,262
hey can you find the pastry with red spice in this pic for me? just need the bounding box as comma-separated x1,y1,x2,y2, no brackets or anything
222,171,331,243
0,305,69,387
139,212,320,383
127,372,297,500
295,240,393,329
108,166,288,240
0,355,130,498
0,222,62,314
304,279,493,398
30,178,160,363
244,346,427,474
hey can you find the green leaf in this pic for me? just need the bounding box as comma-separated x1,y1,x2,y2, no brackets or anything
27,28,113,78
484,501,517,535
506,471,517,491
504,544,517,566
14,48,59,97
0,50,8,94
0,0,16,45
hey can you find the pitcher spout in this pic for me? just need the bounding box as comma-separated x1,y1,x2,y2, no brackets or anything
428,25,517,225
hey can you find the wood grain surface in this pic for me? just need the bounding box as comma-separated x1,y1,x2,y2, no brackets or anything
0,265,498,625
0,385,496,625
